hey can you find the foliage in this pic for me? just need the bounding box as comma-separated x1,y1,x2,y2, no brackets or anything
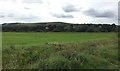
2,32,118,69
2,22,117,32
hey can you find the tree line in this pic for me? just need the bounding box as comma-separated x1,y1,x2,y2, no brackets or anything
2,22,119,32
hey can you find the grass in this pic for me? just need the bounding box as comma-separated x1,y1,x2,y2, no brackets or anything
2,32,118,69
2,32,116,47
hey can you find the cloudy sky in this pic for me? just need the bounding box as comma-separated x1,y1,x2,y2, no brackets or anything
0,0,119,24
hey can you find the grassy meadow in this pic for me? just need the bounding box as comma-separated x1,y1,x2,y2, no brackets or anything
2,32,118,69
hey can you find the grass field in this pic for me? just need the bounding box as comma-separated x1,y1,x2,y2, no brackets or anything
2,32,118,69
3,32,117,47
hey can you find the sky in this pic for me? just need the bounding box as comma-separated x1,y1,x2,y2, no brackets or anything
0,0,119,24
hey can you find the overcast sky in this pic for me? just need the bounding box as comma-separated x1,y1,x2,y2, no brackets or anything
0,0,119,24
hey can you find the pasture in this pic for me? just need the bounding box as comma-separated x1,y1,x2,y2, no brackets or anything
2,32,118,69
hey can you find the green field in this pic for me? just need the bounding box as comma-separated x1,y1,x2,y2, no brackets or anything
3,32,117,47
2,32,118,69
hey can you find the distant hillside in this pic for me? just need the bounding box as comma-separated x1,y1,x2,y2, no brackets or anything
2,22,71,25
2,22,118,32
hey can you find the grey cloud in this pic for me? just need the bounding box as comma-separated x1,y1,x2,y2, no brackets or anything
0,15,5,18
18,15,39,21
0,12,40,22
118,2,120,24
83,8,115,18
10,14,40,22
63,4,80,12
24,7,31,10
1,0,16,2
118,2,120,19
0,13,16,18
7,13,14,17
23,0,42,4
52,13,74,18
0,11,15,18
